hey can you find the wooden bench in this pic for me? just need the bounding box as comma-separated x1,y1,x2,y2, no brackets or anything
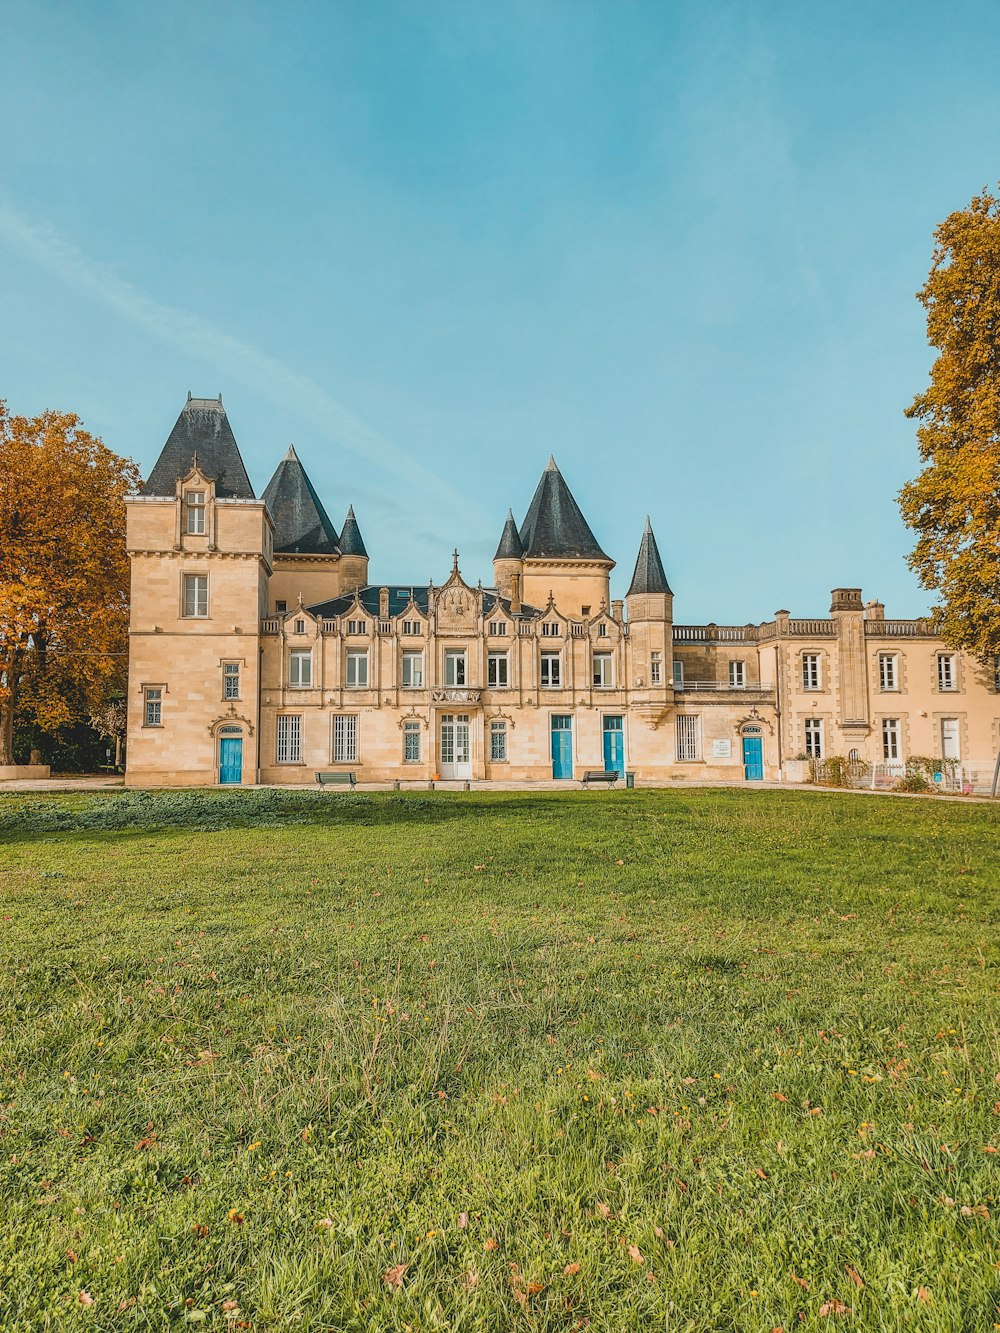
581,770,619,789
315,771,357,788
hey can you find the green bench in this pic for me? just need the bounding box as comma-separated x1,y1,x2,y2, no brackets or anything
315,771,357,788
581,770,619,788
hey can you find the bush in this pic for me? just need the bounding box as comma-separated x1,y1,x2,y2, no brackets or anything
894,771,930,793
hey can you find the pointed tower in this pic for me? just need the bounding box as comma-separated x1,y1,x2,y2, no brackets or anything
337,504,369,595
262,446,344,609
492,508,524,604
625,517,673,698
126,393,269,787
516,457,614,615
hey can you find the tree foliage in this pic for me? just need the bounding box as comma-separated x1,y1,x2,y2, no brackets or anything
900,187,1000,659
0,404,140,764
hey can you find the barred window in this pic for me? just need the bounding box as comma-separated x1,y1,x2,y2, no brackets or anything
276,715,301,763
490,720,507,762
333,715,357,763
676,714,699,760
403,721,421,763
223,662,240,700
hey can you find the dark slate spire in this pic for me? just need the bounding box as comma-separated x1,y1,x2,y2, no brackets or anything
339,505,368,558
494,508,524,560
142,394,255,499
627,516,672,596
261,445,340,555
518,457,611,561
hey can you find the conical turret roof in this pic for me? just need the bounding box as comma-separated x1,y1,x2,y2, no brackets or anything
518,457,610,562
494,508,524,560
338,505,368,557
627,516,672,596
142,394,254,499
261,445,340,555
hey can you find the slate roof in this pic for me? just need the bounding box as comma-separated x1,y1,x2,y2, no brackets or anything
338,505,368,557
307,585,541,621
261,445,340,555
626,516,672,596
494,508,524,560
518,457,611,562
142,395,255,499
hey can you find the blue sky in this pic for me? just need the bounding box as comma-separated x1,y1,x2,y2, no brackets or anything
2,0,999,620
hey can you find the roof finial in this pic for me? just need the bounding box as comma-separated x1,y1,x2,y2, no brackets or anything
545,454,558,472
187,390,192,402
192,451,199,470
452,548,460,574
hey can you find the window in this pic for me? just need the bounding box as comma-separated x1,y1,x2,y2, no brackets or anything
445,651,466,687
940,716,960,759
346,619,366,636
882,717,900,761
650,652,662,685
581,605,591,616
276,714,301,763
346,650,368,688
878,652,898,691
937,653,956,691
804,717,823,759
488,652,509,688
144,687,162,727
676,715,700,761
289,650,312,688
540,653,561,687
729,660,746,688
672,660,684,689
223,662,240,700
489,621,506,636
183,573,208,618
592,653,613,688
402,620,422,636
401,651,423,688
333,714,358,763
490,720,507,762
403,720,421,763
295,619,306,635
802,654,821,690
186,491,206,535
541,622,560,638
597,622,608,638
275,600,287,614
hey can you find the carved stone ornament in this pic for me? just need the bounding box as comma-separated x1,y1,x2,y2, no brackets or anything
207,705,255,736
431,688,482,704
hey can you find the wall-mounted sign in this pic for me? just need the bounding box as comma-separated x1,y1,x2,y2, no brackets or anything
712,739,732,758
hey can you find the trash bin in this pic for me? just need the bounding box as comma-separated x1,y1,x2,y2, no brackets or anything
625,772,635,789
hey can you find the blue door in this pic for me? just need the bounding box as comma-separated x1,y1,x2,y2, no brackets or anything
551,716,573,779
219,736,243,785
742,735,763,781
603,716,625,776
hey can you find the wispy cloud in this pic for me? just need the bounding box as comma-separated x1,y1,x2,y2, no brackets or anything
0,199,487,523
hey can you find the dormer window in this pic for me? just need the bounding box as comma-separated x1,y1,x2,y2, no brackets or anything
489,621,506,636
295,619,306,634
401,620,422,636
347,619,367,636
541,622,560,638
597,622,608,638
186,491,206,535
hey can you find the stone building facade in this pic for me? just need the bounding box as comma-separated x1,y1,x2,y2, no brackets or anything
125,396,1000,788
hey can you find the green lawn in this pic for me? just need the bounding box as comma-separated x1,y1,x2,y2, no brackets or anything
0,788,997,1331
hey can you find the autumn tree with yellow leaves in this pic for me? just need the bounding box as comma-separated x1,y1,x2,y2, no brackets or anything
0,403,140,765
900,187,1000,659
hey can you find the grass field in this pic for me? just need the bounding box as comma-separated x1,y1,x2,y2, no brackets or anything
0,787,997,1331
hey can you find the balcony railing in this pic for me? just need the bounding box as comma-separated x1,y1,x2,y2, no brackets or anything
864,619,934,637
675,680,774,693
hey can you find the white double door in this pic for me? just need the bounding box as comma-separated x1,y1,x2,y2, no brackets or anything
439,713,472,779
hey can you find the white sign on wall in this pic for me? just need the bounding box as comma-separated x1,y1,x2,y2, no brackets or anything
712,739,732,758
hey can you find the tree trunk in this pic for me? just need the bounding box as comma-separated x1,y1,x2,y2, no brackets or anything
0,703,13,766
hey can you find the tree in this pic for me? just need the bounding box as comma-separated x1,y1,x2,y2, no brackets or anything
0,404,140,765
900,186,1000,660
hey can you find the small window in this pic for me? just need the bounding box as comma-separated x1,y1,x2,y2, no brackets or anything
672,660,684,689
937,653,956,691
346,650,368,688
882,717,900,761
347,619,367,636
592,653,613,688
878,652,898,691
183,573,208,618
728,660,745,688
403,720,421,763
445,651,466,687
676,715,699,761
802,653,821,691
650,652,662,685
275,600,287,614
489,621,506,636
488,652,509,688
540,653,561,688
276,714,301,763
541,622,560,638
401,620,422,636
186,491,206,535
401,651,423,688
223,662,240,700
333,714,358,763
804,717,823,758
581,605,591,617
597,622,609,638
490,720,507,762
289,650,312,688
295,619,306,635
144,687,162,727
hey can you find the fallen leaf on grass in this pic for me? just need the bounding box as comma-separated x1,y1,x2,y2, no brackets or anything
627,1245,645,1265
772,1092,787,1102
78,1292,94,1306
917,1286,932,1303
789,1272,809,1290
457,1212,469,1229
463,1269,479,1289
483,1237,499,1251
228,1211,244,1226
315,1218,335,1230
960,1203,990,1218
564,1262,581,1276
818,1299,851,1316
754,1168,768,1181
595,1202,611,1218
66,1250,78,1263
383,1263,408,1290
221,1299,239,1311
845,1266,863,1289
